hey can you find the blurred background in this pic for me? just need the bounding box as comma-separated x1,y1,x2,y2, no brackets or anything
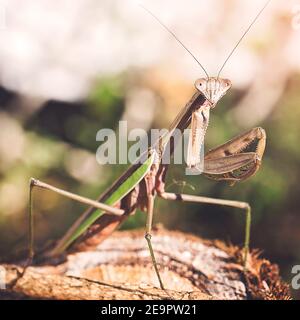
0,0,299,298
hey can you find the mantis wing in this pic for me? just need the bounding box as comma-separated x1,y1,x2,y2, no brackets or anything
49,151,156,255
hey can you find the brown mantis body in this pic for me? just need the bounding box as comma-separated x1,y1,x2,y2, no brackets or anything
30,88,266,290
26,2,270,290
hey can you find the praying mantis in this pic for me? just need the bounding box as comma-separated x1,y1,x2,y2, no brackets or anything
26,1,270,290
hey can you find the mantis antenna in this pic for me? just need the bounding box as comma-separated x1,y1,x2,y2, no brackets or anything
140,4,210,79
217,0,272,78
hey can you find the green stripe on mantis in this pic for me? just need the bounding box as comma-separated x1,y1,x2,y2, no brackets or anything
56,152,155,253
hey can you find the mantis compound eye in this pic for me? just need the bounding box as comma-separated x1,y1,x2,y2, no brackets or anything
224,79,232,88
194,78,207,91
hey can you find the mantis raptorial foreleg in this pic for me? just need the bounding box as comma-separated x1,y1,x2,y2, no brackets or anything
204,127,266,183
159,126,266,269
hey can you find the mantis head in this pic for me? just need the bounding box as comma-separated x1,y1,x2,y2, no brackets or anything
194,78,232,108
142,0,271,105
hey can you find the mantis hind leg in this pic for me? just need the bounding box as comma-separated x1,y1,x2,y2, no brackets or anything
158,192,251,270
145,194,165,290
8,180,36,286
25,178,125,267
27,179,35,266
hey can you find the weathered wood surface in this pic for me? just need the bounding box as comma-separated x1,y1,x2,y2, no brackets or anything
0,229,291,300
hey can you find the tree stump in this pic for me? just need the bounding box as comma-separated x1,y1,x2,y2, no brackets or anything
0,228,291,300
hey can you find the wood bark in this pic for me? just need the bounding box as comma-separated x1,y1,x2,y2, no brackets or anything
0,229,291,300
